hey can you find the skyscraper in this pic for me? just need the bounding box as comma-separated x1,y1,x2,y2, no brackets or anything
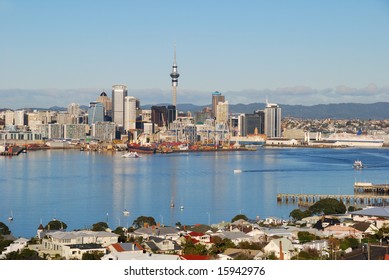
112,84,127,128
88,102,104,126
264,101,282,138
97,91,112,119
124,96,137,131
170,48,180,107
212,91,225,118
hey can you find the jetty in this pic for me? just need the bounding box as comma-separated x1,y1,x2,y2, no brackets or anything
277,182,389,207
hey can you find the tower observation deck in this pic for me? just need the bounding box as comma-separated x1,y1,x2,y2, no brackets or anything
170,48,180,106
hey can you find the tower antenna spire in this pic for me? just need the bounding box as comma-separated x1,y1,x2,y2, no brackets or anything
170,45,180,106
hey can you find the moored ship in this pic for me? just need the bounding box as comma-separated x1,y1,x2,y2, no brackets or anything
127,142,156,154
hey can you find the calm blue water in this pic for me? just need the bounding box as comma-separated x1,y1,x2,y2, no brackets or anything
1,147,389,238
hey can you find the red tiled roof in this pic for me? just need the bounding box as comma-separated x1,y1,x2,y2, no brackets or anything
112,243,124,252
179,254,211,260
189,232,205,237
384,254,389,260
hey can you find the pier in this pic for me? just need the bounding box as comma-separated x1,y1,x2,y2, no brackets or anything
276,193,389,207
354,182,389,195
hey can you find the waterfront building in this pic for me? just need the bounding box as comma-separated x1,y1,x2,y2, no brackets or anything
212,91,225,118
238,111,265,137
67,103,81,124
112,84,127,129
87,102,104,126
195,107,212,124
216,100,229,126
38,124,62,139
4,110,14,126
264,101,282,138
92,122,115,141
97,91,112,119
63,124,87,140
167,105,177,128
0,131,43,142
124,96,137,132
14,110,27,127
56,113,74,125
170,47,180,107
151,106,168,133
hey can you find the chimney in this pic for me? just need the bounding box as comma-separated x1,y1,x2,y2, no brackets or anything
279,240,284,260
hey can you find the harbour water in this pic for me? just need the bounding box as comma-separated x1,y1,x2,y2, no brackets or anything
1,147,389,238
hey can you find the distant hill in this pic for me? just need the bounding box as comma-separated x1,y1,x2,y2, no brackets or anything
3,102,389,120
175,102,389,120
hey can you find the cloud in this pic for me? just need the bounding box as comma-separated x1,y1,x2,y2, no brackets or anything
1,84,389,109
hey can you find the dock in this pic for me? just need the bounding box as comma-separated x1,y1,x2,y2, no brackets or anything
354,182,389,195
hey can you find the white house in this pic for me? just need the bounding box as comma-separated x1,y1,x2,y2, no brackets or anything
0,238,29,259
263,237,296,260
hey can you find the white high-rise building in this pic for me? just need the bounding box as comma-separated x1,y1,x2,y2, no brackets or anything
264,101,282,138
124,96,137,131
112,84,127,128
216,101,229,125
4,110,14,126
14,110,26,126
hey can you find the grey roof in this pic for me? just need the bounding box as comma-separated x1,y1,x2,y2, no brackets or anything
350,207,389,218
134,226,179,236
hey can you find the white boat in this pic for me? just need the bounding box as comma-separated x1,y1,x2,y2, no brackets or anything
234,169,242,174
8,211,13,221
122,152,140,158
322,133,384,148
353,160,364,169
123,209,130,216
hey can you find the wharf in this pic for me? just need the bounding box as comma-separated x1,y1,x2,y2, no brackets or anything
0,146,26,156
276,193,389,207
354,182,389,195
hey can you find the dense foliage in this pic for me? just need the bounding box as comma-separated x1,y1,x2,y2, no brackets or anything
91,222,109,232
231,214,249,223
3,248,43,260
132,216,156,229
44,220,67,230
0,222,11,235
289,198,347,220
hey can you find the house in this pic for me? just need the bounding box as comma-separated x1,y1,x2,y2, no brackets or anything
37,230,118,259
62,243,106,260
217,248,264,260
212,230,252,245
263,237,295,260
102,251,180,260
179,254,211,260
130,225,180,240
143,236,182,254
351,221,379,236
0,237,29,259
350,207,389,224
107,242,144,254
323,225,363,239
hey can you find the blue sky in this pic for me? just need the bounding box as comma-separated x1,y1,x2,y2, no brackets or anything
1,0,389,108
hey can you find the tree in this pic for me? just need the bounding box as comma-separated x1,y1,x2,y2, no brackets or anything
113,227,127,242
297,231,318,244
4,249,43,260
44,219,67,230
209,236,235,255
308,198,346,215
132,216,156,229
82,251,105,260
289,209,310,221
231,214,248,223
92,222,109,232
0,222,11,235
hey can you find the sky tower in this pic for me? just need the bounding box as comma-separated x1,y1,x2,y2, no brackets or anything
170,47,180,106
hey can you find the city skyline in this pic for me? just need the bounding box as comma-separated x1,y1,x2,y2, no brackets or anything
1,0,389,108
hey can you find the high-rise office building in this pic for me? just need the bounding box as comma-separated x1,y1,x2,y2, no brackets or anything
88,102,105,126
216,101,229,125
97,91,112,119
124,96,137,131
112,84,127,128
212,91,225,118
264,101,282,138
